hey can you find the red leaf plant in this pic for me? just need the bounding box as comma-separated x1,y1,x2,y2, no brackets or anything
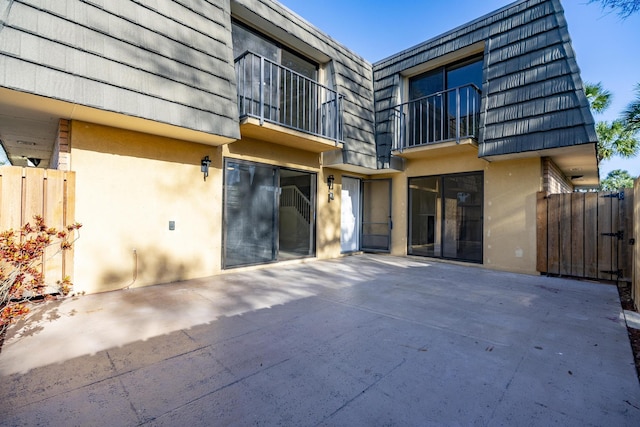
0,216,81,334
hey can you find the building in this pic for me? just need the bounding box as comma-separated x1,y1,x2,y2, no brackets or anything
0,0,597,294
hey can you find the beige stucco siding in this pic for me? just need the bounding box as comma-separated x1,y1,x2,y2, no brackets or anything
483,158,542,274
70,121,355,293
388,149,542,275
71,121,224,294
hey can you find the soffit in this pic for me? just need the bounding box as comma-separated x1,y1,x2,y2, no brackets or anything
0,88,235,167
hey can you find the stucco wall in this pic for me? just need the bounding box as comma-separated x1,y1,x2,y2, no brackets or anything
388,149,542,275
70,122,349,293
483,158,542,274
71,121,223,294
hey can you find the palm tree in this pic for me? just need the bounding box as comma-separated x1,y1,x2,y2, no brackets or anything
596,120,639,162
622,83,640,133
584,82,639,162
600,169,636,190
585,82,612,113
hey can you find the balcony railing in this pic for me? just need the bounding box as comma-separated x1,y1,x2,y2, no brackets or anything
390,84,481,151
235,51,343,144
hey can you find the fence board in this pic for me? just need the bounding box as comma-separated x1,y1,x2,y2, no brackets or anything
611,191,621,280
621,190,634,282
547,194,561,275
23,168,45,224
570,193,584,277
45,170,66,288
597,192,613,280
0,167,23,230
584,193,598,279
536,192,548,273
63,171,77,282
560,194,572,275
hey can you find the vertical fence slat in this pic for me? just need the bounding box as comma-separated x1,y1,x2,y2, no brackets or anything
584,192,598,279
621,189,634,282
536,192,548,273
63,171,76,283
45,170,65,287
22,168,46,282
611,190,621,281
22,167,45,225
559,194,572,275
571,192,584,277
598,192,613,280
547,194,561,275
0,167,25,231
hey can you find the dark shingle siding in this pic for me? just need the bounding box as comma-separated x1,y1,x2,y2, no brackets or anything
1,0,240,139
373,0,596,160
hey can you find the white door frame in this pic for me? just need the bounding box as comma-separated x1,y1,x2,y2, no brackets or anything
340,176,361,253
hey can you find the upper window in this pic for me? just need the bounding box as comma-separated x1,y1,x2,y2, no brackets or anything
231,20,317,80
401,56,483,146
409,55,483,100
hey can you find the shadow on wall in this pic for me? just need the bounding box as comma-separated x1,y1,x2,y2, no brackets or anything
72,121,222,166
97,245,203,293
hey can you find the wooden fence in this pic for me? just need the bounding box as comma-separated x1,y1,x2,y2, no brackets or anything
537,189,635,283
634,179,640,309
0,166,76,288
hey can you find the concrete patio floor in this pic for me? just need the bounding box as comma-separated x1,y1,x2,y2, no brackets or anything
1,254,639,426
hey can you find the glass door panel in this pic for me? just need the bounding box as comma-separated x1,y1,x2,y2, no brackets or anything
409,177,441,257
224,160,277,268
362,179,391,252
446,58,483,140
441,174,483,262
409,69,444,145
409,173,482,262
279,169,316,260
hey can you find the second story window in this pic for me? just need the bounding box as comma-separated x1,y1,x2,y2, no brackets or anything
404,56,483,145
232,21,317,80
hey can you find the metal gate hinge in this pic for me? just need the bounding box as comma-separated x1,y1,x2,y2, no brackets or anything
601,230,624,240
602,191,625,200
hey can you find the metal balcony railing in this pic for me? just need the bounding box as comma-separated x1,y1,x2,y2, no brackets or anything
390,84,481,151
235,51,343,144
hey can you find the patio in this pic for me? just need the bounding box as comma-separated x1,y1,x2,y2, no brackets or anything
1,255,639,426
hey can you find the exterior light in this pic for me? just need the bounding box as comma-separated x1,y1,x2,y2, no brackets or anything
201,156,211,181
327,174,335,202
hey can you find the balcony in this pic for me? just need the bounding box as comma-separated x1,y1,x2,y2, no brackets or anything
235,51,343,152
390,84,481,156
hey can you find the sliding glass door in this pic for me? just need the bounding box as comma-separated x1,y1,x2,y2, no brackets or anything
409,172,483,262
223,159,316,268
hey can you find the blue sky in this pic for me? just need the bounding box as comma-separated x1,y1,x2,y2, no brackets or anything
279,0,640,179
